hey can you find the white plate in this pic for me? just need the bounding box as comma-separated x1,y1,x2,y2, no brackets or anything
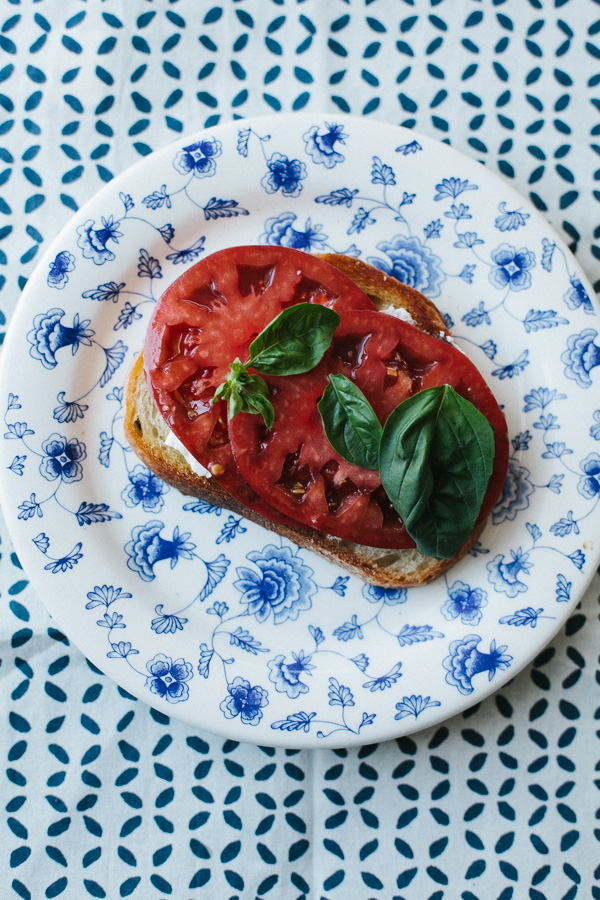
1,114,599,747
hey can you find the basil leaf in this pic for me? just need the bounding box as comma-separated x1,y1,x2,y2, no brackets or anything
214,302,340,430
379,384,495,560
318,374,382,469
213,359,274,428
241,377,274,429
249,302,340,376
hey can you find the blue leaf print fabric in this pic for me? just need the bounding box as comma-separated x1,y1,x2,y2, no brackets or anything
1,3,599,900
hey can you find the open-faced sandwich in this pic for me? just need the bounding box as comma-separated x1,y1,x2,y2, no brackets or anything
124,246,509,587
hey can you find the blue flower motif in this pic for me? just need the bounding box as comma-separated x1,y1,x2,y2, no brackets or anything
303,122,347,168
434,177,478,200
491,349,529,380
158,223,175,243
348,207,376,235
9,455,26,476
352,653,369,672
362,662,403,692
268,650,315,698
523,386,566,412
47,251,75,290
444,203,472,221
122,464,169,512
53,394,88,424
459,264,476,283
165,236,205,265
260,212,328,251
394,694,441,720
561,328,600,389
480,340,497,360
143,184,171,210
107,640,138,659
368,234,445,298
499,606,545,627
569,550,585,570
220,676,268,725
492,458,534,526
442,580,488,625
454,231,483,248
39,433,86,484
43,541,84,574
396,140,422,155
197,643,214,678
261,152,307,198
556,574,571,603
125,521,195,582
151,604,188,634
563,275,593,314
27,309,94,369
234,544,316,624
97,611,124,629
362,584,407,606
577,452,600,499
489,242,535,292
591,410,600,441
173,138,222,178
86,584,131,609
145,653,193,703
217,515,247,544
494,202,530,232
541,237,555,271
424,219,443,239
33,532,50,553
18,493,42,520
443,635,512,695
487,547,532,598
511,431,532,452
76,216,123,265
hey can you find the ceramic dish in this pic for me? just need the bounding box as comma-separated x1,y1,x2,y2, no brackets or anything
1,114,598,747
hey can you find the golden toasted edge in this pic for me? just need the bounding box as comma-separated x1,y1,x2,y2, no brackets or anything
318,253,451,339
124,254,478,587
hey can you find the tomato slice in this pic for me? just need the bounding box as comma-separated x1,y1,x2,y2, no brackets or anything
228,309,509,549
144,246,376,525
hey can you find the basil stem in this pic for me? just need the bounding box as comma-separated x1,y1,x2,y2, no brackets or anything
379,384,495,559
318,374,382,470
249,303,340,376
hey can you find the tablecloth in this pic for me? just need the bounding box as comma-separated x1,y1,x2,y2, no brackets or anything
1,1,599,898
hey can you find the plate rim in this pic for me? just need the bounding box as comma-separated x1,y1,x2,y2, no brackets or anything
1,111,598,747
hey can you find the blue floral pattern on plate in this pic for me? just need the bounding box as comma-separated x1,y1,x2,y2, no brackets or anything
0,114,598,748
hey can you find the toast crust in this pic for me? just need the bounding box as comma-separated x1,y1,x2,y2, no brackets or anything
317,253,451,339
123,254,482,587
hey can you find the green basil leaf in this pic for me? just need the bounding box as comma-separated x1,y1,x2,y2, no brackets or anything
249,302,340,376
240,374,274,429
213,357,246,401
243,390,275,430
228,386,244,420
318,374,382,469
379,384,495,560
213,359,274,428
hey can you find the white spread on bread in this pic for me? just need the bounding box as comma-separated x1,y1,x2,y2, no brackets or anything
165,430,213,478
381,303,416,325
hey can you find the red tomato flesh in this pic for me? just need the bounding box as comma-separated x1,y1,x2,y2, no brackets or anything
145,246,376,525
228,309,509,549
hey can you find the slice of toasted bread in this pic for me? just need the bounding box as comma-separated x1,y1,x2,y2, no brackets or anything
123,254,481,587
